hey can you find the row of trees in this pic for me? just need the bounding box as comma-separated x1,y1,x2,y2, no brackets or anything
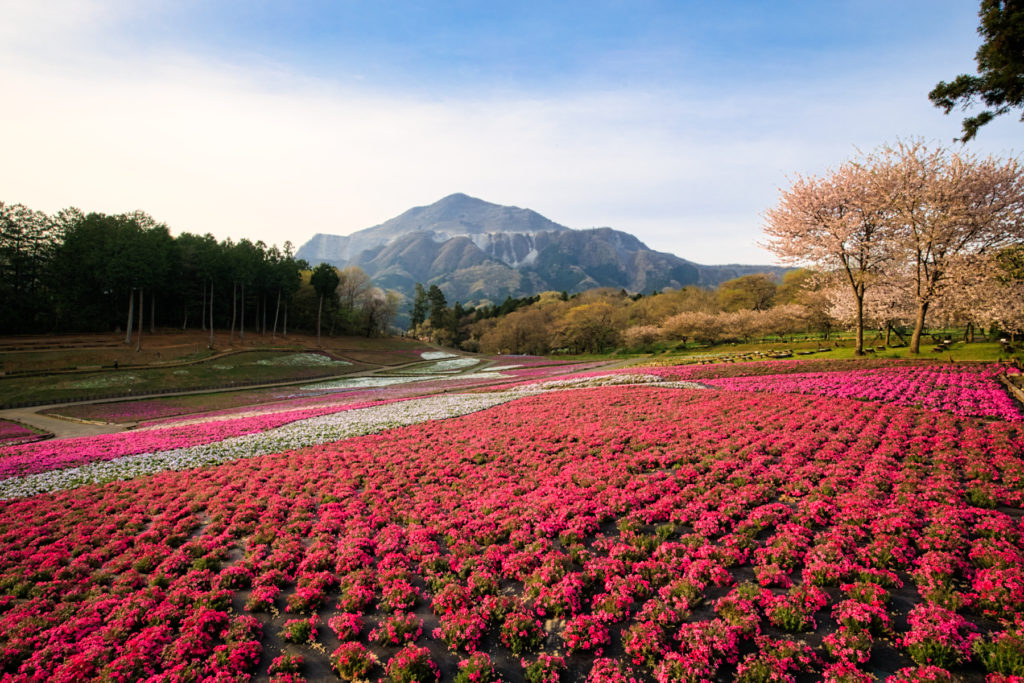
0,203,399,341
406,270,829,356
407,283,542,348
764,140,1024,354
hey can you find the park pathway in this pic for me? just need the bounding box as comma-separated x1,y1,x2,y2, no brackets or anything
0,408,126,438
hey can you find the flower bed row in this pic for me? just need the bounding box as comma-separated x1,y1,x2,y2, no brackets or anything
0,392,520,499
0,420,48,447
0,399,399,481
0,373,663,498
1,384,1023,681
701,364,1024,421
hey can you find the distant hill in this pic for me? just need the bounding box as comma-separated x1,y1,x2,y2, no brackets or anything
297,193,786,309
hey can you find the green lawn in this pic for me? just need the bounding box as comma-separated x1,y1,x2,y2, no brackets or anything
0,350,366,407
554,336,1021,366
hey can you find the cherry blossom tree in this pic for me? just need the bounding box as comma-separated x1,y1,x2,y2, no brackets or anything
934,252,1024,340
660,310,723,346
763,161,894,355
878,140,1024,353
621,324,662,349
826,276,915,348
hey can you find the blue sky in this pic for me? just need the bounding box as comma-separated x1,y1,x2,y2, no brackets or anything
1,1,1020,265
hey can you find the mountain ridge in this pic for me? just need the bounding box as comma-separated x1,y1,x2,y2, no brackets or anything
296,193,785,311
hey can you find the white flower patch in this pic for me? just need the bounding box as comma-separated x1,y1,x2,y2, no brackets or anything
484,364,522,372
501,373,665,394
67,375,138,389
0,393,516,499
402,357,480,374
299,376,436,391
255,353,351,367
420,351,458,360
440,371,510,381
656,381,715,390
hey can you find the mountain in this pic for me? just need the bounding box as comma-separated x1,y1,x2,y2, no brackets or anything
297,193,786,309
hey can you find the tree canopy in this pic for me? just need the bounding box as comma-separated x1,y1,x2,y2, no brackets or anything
929,0,1024,141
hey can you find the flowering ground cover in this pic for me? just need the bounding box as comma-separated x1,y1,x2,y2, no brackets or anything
2,372,1024,682
547,360,1022,423
0,419,48,447
700,364,1024,422
641,358,927,380
0,398,403,483
398,357,482,373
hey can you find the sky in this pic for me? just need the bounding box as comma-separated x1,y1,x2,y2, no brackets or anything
1,1,1021,266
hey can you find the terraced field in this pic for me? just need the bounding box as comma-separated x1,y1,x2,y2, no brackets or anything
1,358,1022,682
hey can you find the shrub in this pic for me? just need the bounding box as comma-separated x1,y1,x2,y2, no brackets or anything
267,652,303,679
327,613,364,642
370,611,423,646
330,642,376,681
973,629,1024,676
901,603,977,668
522,653,566,683
500,611,545,655
434,608,488,653
385,644,439,683
454,652,498,683
279,616,318,645
561,614,610,655
586,657,642,683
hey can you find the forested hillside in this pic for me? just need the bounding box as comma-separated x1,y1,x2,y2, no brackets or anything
0,203,398,338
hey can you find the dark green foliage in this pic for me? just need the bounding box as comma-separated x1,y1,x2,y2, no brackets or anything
1,201,307,337
930,0,1024,140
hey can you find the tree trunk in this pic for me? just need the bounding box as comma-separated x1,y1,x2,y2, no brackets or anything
208,281,215,349
854,291,864,356
909,301,929,354
317,295,323,347
272,289,281,340
201,280,206,331
283,302,288,337
230,281,237,343
136,288,144,352
125,289,134,345
240,283,246,342
262,294,267,337
150,291,155,334
182,302,188,330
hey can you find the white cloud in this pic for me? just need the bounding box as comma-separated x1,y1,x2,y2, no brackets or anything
0,2,1020,267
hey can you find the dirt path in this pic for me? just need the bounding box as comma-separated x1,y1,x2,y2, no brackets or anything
1,408,127,438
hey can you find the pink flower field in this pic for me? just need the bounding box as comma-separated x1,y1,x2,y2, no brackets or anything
1,360,1024,682
0,420,47,447
700,364,1024,422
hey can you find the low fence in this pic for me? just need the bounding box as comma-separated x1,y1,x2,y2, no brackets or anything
1001,374,1024,407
